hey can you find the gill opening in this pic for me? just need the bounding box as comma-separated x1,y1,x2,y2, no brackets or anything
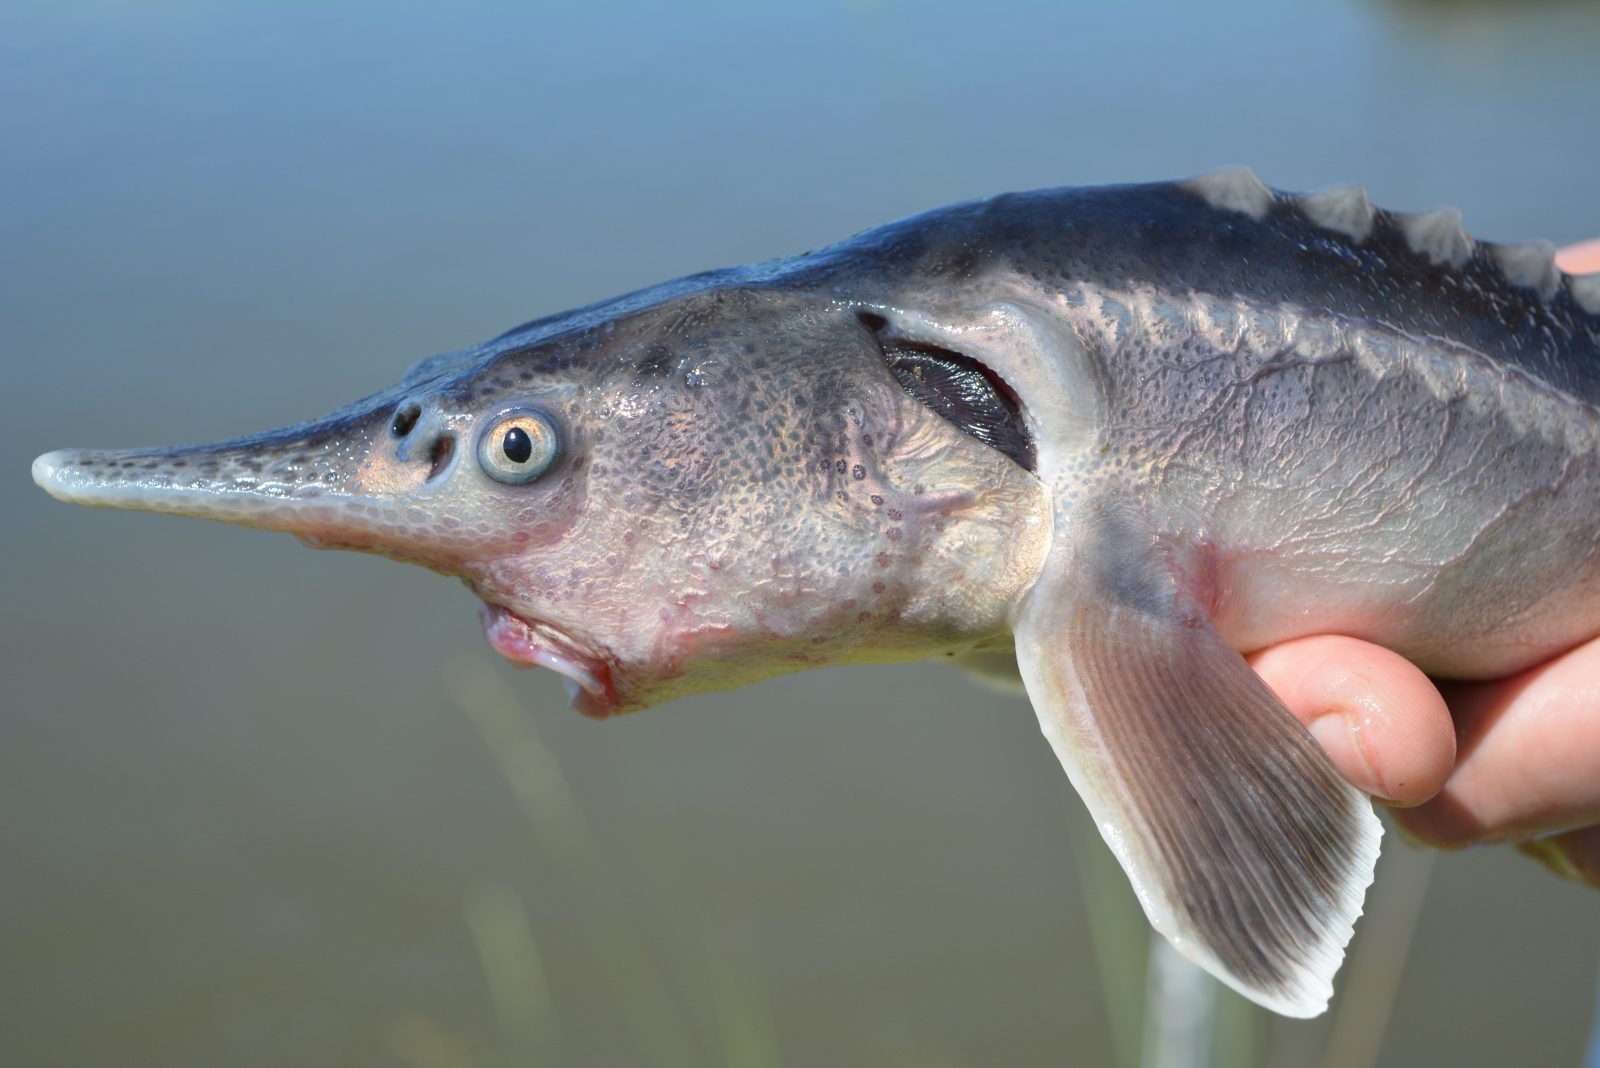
856,310,1036,472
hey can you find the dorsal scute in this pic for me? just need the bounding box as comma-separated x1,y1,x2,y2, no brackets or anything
1488,240,1561,300
1571,274,1600,315
1187,171,1596,316
1181,166,1276,220
1297,184,1376,242
1395,207,1474,268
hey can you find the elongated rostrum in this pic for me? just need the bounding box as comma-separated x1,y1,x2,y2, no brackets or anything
34,168,1600,1016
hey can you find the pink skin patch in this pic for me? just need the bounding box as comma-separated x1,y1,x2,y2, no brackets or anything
479,603,617,719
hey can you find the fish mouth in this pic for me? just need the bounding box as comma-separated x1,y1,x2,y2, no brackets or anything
478,602,618,719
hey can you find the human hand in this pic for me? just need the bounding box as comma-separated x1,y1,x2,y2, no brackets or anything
1250,634,1600,887
1557,238,1600,274
1246,240,1600,887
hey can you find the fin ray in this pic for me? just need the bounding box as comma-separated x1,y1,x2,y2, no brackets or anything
1015,507,1381,1016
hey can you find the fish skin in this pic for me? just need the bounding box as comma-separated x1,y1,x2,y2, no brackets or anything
31,171,1600,1016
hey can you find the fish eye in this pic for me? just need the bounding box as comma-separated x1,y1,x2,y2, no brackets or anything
477,408,560,485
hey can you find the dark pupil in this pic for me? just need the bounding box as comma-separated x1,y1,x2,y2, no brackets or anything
502,426,533,464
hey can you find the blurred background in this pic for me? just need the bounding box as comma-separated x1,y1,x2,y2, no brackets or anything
4,1,1599,1065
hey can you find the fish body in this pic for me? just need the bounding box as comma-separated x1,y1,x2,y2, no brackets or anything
33,169,1600,1016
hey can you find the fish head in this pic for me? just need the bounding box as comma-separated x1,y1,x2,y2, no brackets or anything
34,281,1052,716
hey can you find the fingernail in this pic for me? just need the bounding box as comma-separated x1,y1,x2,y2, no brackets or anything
1308,713,1348,761
1309,710,1389,801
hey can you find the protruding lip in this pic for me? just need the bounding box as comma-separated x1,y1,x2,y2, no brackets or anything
478,602,618,719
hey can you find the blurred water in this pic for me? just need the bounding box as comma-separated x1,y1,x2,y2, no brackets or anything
4,1,1599,1065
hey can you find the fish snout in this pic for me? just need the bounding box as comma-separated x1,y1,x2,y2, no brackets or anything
29,393,442,540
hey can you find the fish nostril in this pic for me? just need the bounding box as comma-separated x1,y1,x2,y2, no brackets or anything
391,402,422,438
426,432,456,482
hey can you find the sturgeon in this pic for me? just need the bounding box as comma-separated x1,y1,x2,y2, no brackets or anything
32,169,1600,1016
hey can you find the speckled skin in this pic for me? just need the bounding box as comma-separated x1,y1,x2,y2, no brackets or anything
35,284,1054,716
821,178,1600,678
41,178,1598,698
33,175,1600,1015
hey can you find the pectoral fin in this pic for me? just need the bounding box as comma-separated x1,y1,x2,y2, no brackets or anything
1015,507,1381,1017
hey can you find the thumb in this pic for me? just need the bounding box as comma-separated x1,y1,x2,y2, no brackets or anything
1248,636,1456,807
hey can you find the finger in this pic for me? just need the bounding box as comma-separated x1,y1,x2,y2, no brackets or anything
1556,238,1600,274
1518,826,1600,890
1248,635,1455,806
1395,635,1600,847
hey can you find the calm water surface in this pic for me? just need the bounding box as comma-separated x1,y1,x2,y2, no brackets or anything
5,2,1599,1065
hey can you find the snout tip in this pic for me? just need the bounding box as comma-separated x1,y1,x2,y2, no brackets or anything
30,438,403,539
32,449,81,502
32,447,148,509
32,445,229,512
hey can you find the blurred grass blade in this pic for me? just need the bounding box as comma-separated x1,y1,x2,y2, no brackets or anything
1142,935,1215,1068
1320,832,1435,1068
705,899,784,1068
448,658,703,1068
464,880,559,1060
1210,983,1258,1068
1067,800,1148,1068
387,1014,482,1068
448,662,587,848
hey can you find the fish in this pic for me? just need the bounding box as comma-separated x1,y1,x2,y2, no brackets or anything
31,168,1600,1017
